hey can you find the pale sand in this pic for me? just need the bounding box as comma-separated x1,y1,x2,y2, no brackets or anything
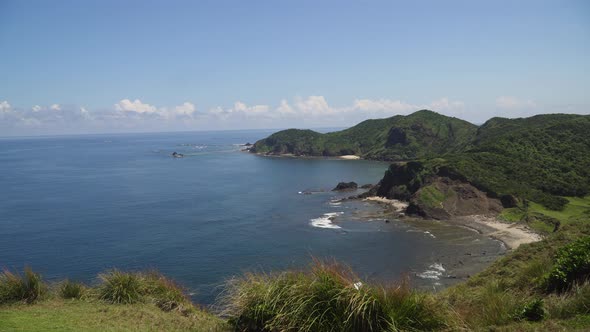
363,196,409,211
455,215,543,250
339,155,361,160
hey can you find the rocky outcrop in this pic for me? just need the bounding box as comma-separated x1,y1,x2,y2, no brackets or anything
369,162,502,220
332,182,358,191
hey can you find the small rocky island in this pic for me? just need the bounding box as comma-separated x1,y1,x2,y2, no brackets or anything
332,182,358,191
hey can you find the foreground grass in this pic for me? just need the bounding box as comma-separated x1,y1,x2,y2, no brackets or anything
0,269,228,332
2,221,589,331
221,260,457,331
0,299,227,332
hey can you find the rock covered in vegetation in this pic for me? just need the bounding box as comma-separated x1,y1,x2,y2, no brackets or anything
371,162,502,219
332,182,358,191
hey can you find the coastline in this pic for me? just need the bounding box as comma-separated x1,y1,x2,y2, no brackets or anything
362,196,409,212
361,195,542,250
450,215,543,250
249,151,364,160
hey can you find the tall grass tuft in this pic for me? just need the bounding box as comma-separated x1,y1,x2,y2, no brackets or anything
220,259,455,332
96,269,194,312
0,267,46,304
97,270,143,304
546,281,590,319
59,279,87,299
142,271,192,312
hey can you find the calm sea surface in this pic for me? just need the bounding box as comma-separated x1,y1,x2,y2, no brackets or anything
0,130,503,304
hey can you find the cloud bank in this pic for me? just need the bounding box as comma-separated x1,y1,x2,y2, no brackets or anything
2,95,580,136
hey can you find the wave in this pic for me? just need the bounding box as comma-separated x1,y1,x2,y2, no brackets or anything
416,263,446,280
328,200,342,206
423,231,436,238
310,212,344,229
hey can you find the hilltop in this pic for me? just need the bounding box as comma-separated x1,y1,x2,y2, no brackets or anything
251,110,477,160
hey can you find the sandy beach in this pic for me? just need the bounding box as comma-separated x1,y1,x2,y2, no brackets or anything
339,155,361,160
362,196,542,250
452,215,543,250
363,196,409,211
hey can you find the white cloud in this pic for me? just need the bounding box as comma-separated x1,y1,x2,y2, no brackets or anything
233,101,269,115
115,99,157,114
294,96,333,115
352,99,416,113
0,100,11,113
276,99,295,115
0,95,476,135
173,102,196,116
496,96,536,110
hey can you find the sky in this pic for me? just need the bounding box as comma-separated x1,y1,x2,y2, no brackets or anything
1,0,589,136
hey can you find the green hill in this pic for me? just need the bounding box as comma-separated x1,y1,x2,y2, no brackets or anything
251,110,478,160
254,110,590,219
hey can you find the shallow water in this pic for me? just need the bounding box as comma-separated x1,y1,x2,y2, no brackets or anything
0,130,504,304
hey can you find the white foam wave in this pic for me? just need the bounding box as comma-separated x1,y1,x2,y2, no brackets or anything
417,263,446,280
424,231,436,238
310,212,343,229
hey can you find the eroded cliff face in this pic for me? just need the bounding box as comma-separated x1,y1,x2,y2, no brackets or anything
367,162,503,220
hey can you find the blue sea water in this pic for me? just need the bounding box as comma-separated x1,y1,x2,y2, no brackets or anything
0,130,503,305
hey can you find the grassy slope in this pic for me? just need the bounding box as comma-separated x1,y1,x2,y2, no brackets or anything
500,196,590,233
0,300,227,332
444,221,590,331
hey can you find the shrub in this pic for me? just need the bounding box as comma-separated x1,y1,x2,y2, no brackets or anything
59,280,86,299
97,270,142,304
513,298,546,322
543,236,590,292
0,267,46,304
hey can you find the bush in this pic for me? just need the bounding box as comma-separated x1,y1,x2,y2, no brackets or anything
221,260,454,332
97,270,143,304
59,280,87,299
0,267,46,304
513,298,546,322
543,236,590,292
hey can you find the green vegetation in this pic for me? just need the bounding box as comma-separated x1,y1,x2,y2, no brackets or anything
0,269,228,331
255,111,590,214
543,236,590,292
0,267,46,304
443,221,590,330
251,110,477,159
58,280,87,299
98,270,143,304
415,184,445,209
500,196,590,233
0,300,226,332
221,260,455,332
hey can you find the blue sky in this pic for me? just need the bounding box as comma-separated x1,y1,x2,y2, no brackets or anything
1,0,589,136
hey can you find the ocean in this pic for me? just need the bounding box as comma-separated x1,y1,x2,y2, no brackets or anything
0,130,504,305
